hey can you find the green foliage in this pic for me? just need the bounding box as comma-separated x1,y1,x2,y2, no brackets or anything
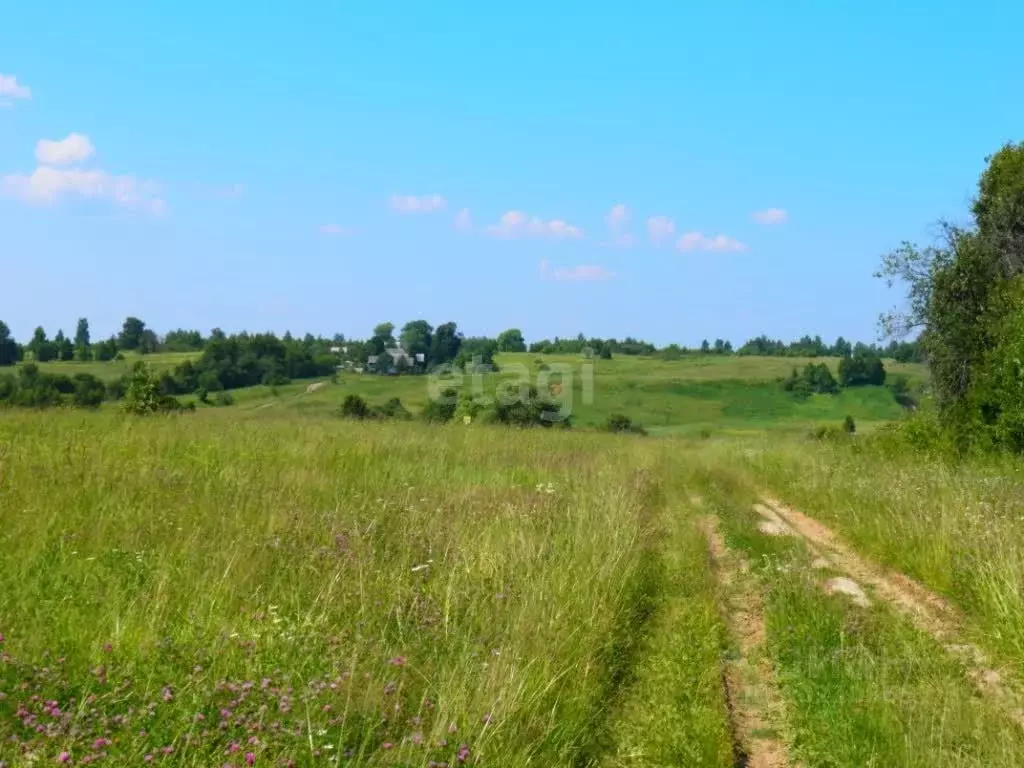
843,415,856,434
496,328,527,352
118,316,147,351
122,362,188,414
781,362,840,400
605,413,647,435
879,141,1024,451
0,321,20,366
838,351,886,387
421,387,458,423
214,390,235,407
71,373,106,408
74,317,92,361
163,329,205,351
340,393,372,420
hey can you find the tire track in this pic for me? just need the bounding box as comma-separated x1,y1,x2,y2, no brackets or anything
699,515,794,768
756,496,1024,727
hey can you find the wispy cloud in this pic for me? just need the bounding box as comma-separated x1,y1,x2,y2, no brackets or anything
36,134,95,166
319,223,355,236
676,232,748,252
752,207,787,225
646,215,675,245
389,193,447,213
540,260,615,282
487,210,583,239
1,166,166,214
1,134,165,215
453,207,472,232
0,74,31,107
604,203,635,247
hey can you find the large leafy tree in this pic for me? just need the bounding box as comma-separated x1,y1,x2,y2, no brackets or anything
878,141,1024,449
118,317,147,351
429,322,463,367
496,328,527,353
399,320,433,359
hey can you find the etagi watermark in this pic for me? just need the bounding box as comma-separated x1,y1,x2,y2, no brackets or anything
426,356,595,422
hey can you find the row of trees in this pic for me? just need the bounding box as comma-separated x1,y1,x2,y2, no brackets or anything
880,140,1024,452
1,314,924,376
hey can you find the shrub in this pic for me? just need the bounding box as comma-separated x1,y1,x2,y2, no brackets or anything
605,413,647,435
214,391,235,407
340,394,372,420
843,415,856,434
421,388,458,423
375,397,411,420
71,373,106,408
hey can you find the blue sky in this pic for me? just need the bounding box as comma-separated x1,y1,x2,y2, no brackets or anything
2,1,1022,347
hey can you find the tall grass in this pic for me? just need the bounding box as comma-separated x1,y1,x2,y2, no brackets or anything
0,411,728,765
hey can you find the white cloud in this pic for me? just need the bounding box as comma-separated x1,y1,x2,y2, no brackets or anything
604,203,635,247
36,133,95,166
540,259,615,282
453,207,472,232
389,193,447,213
0,74,31,103
647,215,675,245
1,166,166,215
752,207,787,225
487,210,583,239
677,231,748,253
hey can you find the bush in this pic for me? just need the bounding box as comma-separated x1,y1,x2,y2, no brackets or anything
843,415,856,434
781,363,839,399
214,391,235,407
421,388,459,423
605,413,647,435
71,373,106,408
340,394,372,420
375,397,411,420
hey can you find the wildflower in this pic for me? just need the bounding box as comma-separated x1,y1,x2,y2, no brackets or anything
245,753,256,766
161,686,173,702
389,656,407,666
381,742,393,750
58,752,71,763
0,632,4,643
458,744,471,762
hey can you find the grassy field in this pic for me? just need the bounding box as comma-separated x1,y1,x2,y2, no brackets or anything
16,351,201,380
4,405,1024,765
129,352,924,435
0,411,733,766
11,349,1024,766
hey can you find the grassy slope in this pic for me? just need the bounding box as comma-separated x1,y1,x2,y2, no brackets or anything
166,352,925,434
0,410,732,766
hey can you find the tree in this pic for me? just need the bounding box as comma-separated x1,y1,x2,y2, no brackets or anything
833,336,852,358
838,351,886,387
399,320,433,361
496,328,527,353
138,328,159,355
54,330,74,361
429,322,463,367
700,339,710,354
74,318,92,360
94,336,119,362
118,317,147,351
0,321,19,366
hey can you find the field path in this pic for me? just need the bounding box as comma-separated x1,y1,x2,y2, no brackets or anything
699,514,794,768
759,496,1024,727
